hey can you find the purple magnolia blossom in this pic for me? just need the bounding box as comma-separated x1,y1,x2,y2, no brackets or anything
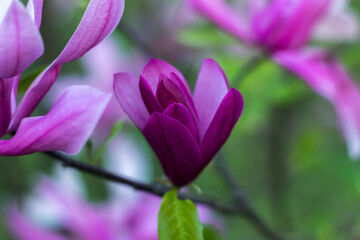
274,49,360,158
7,168,217,240
188,0,336,52
0,0,124,155
114,59,243,186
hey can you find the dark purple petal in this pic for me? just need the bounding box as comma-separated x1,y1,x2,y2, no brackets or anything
141,59,191,93
139,76,163,114
10,0,124,129
0,86,111,156
163,103,199,142
113,73,150,129
156,75,198,121
0,0,44,78
200,88,243,165
193,59,229,140
156,76,179,109
143,112,202,186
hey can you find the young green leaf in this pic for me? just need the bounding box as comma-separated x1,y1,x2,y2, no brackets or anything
158,189,204,240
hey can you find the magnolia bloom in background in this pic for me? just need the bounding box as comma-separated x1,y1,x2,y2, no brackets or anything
6,168,216,240
190,0,360,159
275,50,360,158
114,59,243,186
0,0,124,155
188,0,358,52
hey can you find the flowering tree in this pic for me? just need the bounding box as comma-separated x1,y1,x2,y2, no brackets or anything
1,0,360,239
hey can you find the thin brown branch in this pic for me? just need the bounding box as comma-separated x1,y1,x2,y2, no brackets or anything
44,151,286,240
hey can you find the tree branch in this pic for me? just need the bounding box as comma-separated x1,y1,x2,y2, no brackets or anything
44,151,286,240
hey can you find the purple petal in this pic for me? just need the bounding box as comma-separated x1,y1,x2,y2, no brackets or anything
200,88,243,164
26,0,44,29
113,73,150,129
139,76,163,114
156,74,198,120
0,78,16,137
252,0,330,51
141,59,191,93
163,103,199,142
10,0,124,129
188,0,251,43
9,65,62,131
0,0,44,78
6,206,67,240
54,0,124,65
193,59,229,140
0,86,111,155
143,112,202,186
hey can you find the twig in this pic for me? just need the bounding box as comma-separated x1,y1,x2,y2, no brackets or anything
44,151,286,240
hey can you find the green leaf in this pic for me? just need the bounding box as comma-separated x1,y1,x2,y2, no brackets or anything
93,121,124,165
158,189,204,240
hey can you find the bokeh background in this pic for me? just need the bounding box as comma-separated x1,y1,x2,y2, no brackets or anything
2,0,360,239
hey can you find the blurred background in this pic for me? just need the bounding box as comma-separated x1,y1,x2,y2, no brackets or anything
2,0,360,239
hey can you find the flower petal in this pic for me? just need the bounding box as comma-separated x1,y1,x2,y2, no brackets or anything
200,88,243,164
26,0,43,29
163,103,198,142
0,0,44,78
0,86,111,155
141,58,191,94
193,59,229,140
274,49,360,159
10,0,124,129
188,0,250,43
0,78,15,137
139,76,163,114
143,112,202,186
114,73,150,129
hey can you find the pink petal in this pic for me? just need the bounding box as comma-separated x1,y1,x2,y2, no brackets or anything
142,112,202,186
113,73,150,129
0,78,15,137
141,58,191,94
188,0,250,43
10,0,124,129
0,0,44,78
193,59,229,140
26,0,44,29
0,86,111,155
200,88,243,165
275,49,360,158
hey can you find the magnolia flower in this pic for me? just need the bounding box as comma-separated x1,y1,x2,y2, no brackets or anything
188,0,358,52
274,49,360,158
0,0,124,155
114,59,243,186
